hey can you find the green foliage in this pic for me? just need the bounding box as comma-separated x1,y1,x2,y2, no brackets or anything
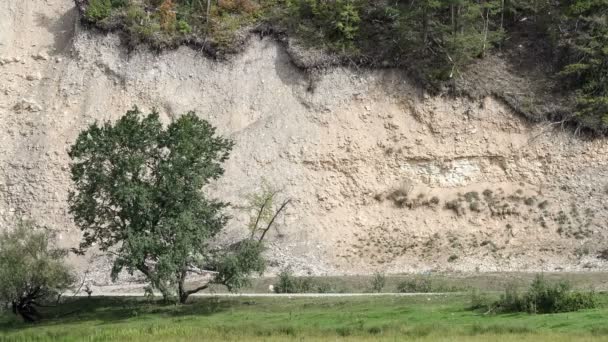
273,269,313,293
469,288,491,311
283,0,362,50
69,107,267,303
176,19,192,34
212,239,266,292
558,1,608,131
272,269,339,293
397,277,433,293
0,220,75,322
85,0,112,21
245,182,279,235
494,274,597,314
111,0,128,8
370,272,386,293
244,182,291,243
396,276,463,293
337,2,360,42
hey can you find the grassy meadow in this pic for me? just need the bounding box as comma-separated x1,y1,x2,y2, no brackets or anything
2,292,608,341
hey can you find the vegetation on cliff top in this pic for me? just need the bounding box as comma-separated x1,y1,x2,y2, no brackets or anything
78,0,607,133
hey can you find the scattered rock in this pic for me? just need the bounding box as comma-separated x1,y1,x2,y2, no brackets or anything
13,98,42,112
0,56,18,65
26,72,41,81
32,52,49,61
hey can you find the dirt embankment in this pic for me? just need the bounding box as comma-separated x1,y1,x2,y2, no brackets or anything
1,0,608,284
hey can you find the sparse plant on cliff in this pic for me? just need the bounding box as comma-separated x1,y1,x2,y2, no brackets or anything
85,0,112,21
68,107,286,304
159,0,177,32
0,220,75,322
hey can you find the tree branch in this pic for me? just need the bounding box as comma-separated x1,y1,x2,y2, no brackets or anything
184,283,209,297
250,197,269,239
259,199,291,242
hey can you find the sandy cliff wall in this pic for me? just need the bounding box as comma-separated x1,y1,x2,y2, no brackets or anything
2,0,608,281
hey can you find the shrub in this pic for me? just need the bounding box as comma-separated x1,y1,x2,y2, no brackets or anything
370,272,386,293
445,199,465,216
494,274,597,314
0,220,75,322
159,0,177,32
469,289,490,311
273,270,344,293
177,20,192,34
218,0,259,14
333,0,361,46
387,181,413,208
397,276,462,293
126,4,146,24
85,0,112,22
273,269,313,293
464,192,480,202
110,0,128,7
397,277,432,293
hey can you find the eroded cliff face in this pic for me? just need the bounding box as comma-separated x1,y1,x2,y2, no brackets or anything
2,0,608,281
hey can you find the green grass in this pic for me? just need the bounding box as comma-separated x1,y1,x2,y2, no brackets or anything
1,293,608,341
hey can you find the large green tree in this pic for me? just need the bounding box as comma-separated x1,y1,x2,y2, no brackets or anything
0,220,74,322
68,108,271,303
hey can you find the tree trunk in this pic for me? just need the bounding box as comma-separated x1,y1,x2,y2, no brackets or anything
177,268,209,304
422,8,429,45
481,8,490,57
179,291,189,304
13,299,40,322
157,282,174,302
178,269,188,304
451,4,455,35
137,263,173,302
500,0,505,32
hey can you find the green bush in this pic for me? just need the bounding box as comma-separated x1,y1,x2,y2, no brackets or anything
494,274,597,314
314,281,338,294
111,0,128,8
177,20,192,34
370,272,386,293
273,269,313,293
289,0,361,48
469,289,491,311
397,276,463,293
273,269,342,293
0,220,75,322
397,277,433,293
85,0,112,22
126,4,146,24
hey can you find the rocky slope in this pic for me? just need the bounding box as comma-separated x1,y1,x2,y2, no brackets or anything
1,0,608,282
